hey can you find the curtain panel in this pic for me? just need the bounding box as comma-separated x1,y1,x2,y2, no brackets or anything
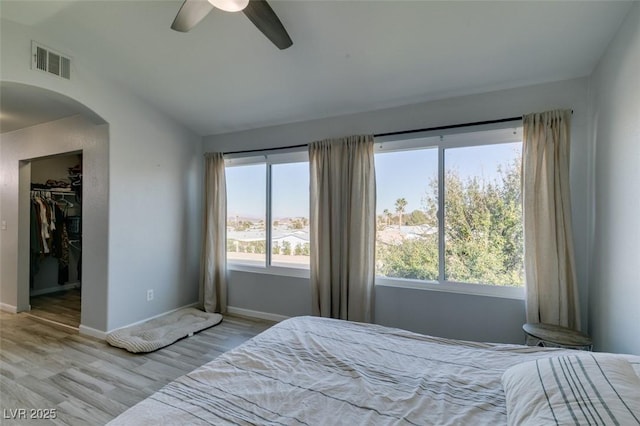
522,109,580,330
201,152,227,314
309,135,376,323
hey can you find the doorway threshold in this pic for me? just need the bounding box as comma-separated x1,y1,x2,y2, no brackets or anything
21,312,79,333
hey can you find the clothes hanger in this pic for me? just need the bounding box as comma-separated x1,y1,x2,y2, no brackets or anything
53,193,74,208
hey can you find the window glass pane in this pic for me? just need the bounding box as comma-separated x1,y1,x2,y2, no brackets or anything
226,164,266,266
271,162,310,269
375,148,438,280
444,142,523,286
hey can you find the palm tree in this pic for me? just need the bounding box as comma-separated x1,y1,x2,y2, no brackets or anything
383,209,391,226
395,198,407,229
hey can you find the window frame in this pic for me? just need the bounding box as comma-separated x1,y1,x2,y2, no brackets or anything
223,121,525,299
225,149,311,278
374,122,525,300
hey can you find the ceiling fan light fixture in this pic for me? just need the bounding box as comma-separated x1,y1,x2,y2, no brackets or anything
208,0,249,12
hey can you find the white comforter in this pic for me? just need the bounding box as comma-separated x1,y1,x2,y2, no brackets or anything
109,316,640,425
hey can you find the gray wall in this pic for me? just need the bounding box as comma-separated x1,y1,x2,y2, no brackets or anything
1,18,203,334
207,77,591,344
587,3,640,355
3,9,628,346
0,115,109,332
228,271,311,318
375,285,525,343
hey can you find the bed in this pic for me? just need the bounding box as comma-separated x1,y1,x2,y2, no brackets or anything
109,316,640,425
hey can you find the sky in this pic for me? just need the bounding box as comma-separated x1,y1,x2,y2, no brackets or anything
226,142,521,219
376,142,521,214
226,162,309,219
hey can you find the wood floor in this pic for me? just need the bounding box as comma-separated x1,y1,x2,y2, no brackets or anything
0,310,274,425
28,289,81,329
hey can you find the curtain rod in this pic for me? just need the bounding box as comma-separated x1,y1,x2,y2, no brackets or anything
222,115,524,156
375,116,522,138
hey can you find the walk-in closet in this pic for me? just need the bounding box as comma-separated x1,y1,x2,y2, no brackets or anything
29,152,83,328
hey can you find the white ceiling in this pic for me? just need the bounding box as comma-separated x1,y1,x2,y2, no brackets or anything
0,1,634,136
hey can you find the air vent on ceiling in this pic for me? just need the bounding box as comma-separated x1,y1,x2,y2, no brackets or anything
31,41,71,80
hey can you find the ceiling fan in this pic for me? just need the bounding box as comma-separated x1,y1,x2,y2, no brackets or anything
171,0,293,50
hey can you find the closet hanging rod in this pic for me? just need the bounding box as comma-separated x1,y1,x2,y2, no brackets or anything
31,190,75,196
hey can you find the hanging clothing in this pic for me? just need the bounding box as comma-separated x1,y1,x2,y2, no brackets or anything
54,206,70,285
30,191,74,285
77,252,82,282
34,196,51,253
30,202,41,288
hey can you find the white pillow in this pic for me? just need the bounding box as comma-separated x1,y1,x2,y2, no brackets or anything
502,354,640,425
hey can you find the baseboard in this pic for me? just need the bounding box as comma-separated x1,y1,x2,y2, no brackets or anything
79,302,201,340
106,302,200,334
0,303,17,313
226,306,289,323
30,282,80,297
79,324,107,340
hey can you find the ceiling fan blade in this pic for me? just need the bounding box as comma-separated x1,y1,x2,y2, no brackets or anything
243,0,293,50
171,0,214,32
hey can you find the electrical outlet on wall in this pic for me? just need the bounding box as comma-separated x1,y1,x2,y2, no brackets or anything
146,289,154,302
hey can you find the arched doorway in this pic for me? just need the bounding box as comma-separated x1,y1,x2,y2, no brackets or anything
0,81,109,333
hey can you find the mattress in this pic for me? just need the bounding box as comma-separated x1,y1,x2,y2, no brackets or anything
108,316,640,425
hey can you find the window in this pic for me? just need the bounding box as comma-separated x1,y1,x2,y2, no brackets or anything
225,124,522,295
375,148,439,280
375,126,524,289
226,152,309,271
444,143,523,286
271,162,310,268
226,164,266,266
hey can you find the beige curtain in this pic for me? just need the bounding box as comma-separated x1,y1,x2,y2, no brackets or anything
309,135,376,323
522,110,580,330
201,153,227,313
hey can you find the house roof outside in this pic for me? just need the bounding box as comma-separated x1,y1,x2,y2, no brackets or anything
228,229,309,244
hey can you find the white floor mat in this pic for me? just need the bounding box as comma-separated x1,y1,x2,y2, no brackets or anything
106,307,222,353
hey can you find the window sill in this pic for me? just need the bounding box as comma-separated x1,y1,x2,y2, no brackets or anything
228,263,310,279
375,276,525,300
